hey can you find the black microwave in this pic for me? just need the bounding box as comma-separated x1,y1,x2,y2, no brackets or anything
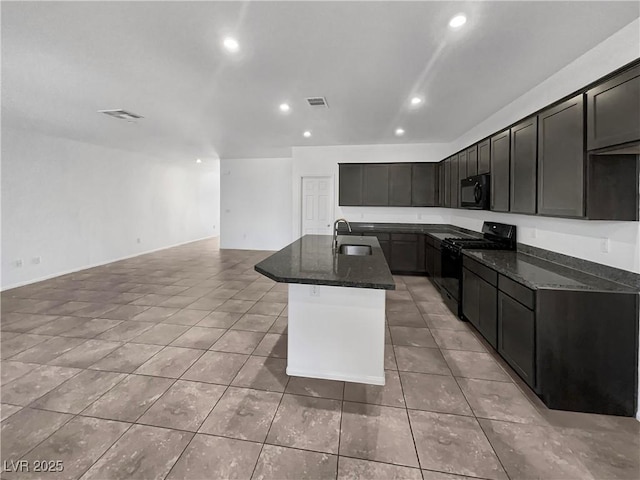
460,174,490,209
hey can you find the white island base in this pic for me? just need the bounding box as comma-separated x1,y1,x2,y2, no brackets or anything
287,283,386,386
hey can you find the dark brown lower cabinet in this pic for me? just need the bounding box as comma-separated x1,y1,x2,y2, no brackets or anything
390,234,424,273
462,268,497,349
498,291,536,389
537,289,638,416
375,234,391,264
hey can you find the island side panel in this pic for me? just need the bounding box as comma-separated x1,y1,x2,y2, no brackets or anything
287,283,386,385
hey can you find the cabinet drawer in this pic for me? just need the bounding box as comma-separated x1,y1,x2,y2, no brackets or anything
463,256,498,286
499,275,535,309
391,233,418,242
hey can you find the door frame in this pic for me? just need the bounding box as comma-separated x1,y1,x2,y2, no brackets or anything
296,174,335,238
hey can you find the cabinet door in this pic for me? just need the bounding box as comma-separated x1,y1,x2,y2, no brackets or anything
450,155,459,208
443,159,451,207
363,164,389,206
458,150,468,180
338,164,363,206
466,145,478,177
390,235,418,273
510,117,538,214
426,245,435,276
478,139,491,174
498,292,536,388
490,129,510,212
462,268,480,328
411,163,437,206
378,240,391,264
587,64,640,150
433,245,442,286
416,234,426,273
478,279,498,348
389,164,412,206
438,162,446,206
463,269,498,348
537,95,585,217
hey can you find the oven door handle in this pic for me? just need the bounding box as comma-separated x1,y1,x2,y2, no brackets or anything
474,183,482,203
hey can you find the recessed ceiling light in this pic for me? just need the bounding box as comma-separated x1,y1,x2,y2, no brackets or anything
303,131,311,138
279,103,291,113
410,96,423,106
196,158,202,164
223,37,240,53
395,128,405,137
449,14,467,29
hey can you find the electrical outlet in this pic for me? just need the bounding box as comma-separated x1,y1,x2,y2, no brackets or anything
417,213,423,220
531,228,537,239
14,259,23,268
600,238,610,253
32,257,41,265
136,238,141,244
310,285,320,297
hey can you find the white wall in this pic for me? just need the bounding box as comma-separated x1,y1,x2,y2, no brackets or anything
220,157,293,251
447,18,640,156
442,18,640,274
1,126,219,290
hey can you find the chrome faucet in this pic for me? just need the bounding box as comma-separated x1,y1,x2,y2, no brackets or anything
333,218,352,252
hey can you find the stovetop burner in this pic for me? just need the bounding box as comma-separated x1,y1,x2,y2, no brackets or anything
442,224,517,252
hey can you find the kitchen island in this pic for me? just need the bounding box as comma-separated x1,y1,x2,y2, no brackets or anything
255,234,394,385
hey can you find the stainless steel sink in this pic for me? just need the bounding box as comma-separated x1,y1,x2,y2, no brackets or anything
338,244,372,256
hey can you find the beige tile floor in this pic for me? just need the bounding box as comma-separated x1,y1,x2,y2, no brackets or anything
1,238,638,480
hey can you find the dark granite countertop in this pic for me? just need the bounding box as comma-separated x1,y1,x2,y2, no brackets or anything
338,222,480,240
255,235,395,290
464,250,638,293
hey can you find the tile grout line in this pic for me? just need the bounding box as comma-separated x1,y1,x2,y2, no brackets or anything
335,381,347,479
247,373,291,479
452,370,512,480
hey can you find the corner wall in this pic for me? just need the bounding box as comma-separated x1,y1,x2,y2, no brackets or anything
220,157,293,251
1,127,219,290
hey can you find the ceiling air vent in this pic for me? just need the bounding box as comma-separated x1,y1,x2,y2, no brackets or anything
98,109,144,121
306,97,328,108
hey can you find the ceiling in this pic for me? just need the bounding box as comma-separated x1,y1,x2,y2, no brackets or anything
2,1,638,160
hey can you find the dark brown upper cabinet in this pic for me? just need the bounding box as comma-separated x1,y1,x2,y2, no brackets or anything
388,164,412,206
363,164,389,206
458,150,468,180
478,139,491,174
443,159,451,207
587,64,640,151
466,145,478,177
490,129,510,212
438,161,446,206
537,95,585,218
510,117,538,215
450,154,460,208
338,164,363,206
411,163,438,206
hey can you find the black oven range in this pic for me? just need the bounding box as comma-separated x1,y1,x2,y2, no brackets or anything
440,222,517,317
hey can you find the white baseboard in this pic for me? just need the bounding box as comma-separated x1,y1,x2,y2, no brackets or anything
286,367,386,386
1,235,219,292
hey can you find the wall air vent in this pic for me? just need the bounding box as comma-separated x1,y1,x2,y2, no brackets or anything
98,109,144,122
306,97,328,108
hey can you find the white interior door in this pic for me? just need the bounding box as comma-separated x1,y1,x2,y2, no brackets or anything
301,176,334,235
